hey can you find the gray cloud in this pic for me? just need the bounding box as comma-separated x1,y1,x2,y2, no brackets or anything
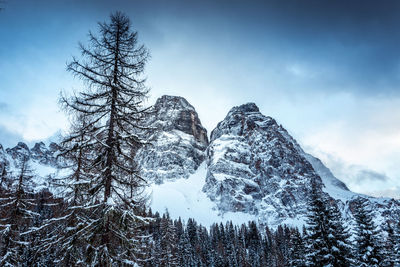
304,148,397,197
355,169,389,183
3,0,400,98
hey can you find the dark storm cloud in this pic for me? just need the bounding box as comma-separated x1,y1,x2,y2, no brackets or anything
191,0,400,95
96,0,400,96
355,169,389,183
3,0,400,97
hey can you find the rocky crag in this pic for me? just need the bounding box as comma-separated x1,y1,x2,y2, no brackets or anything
1,95,399,227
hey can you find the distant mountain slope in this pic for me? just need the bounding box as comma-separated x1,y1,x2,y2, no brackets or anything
0,142,58,192
147,99,400,227
1,95,399,228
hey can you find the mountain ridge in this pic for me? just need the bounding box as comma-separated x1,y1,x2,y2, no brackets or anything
0,95,399,228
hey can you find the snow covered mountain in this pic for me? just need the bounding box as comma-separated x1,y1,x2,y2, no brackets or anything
147,97,400,227
0,141,58,192
1,95,399,228
135,95,208,184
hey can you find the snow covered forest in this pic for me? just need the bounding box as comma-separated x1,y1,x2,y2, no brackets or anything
0,180,399,266
1,11,399,267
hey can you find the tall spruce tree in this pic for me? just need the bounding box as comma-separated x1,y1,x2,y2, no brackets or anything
53,11,151,266
288,227,306,267
325,201,353,266
353,197,383,267
382,221,400,266
159,211,178,266
305,178,331,266
305,178,353,267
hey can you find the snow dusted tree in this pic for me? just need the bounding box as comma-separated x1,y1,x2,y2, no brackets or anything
159,211,178,266
0,156,39,266
305,178,353,267
382,221,400,266
305,178,331,266
54,11,151,266
288,227,306,267
38,115,94,265
353,197,383,267
325,200,353,266
225,221,238,267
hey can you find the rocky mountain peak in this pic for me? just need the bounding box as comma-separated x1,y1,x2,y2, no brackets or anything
229,102,260,114
6,142,31,161
152,95,208,145
31,142,58,166
135,95,209,184
204,103,326,224
155,95,195,112
31,142,47,155
211,102,279,142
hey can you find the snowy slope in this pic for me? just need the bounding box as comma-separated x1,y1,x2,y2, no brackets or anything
1,96,399,230
147,163,257,227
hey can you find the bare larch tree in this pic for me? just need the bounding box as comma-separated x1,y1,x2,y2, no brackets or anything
46,11,151,266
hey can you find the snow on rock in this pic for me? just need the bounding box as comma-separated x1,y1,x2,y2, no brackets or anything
148,163,257,227
135,95,208,184
0,96,399,230
0,142,58,192
202,102,400,227
203,103,324,225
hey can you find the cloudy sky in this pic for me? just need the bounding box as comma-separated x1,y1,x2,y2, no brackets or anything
1,0,400,198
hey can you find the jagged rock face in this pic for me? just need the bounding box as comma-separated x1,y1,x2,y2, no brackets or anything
4,141,59,168
202,103,400,226
0,142,59,191
135,95,209,184
204,103,336,224
1,96,398,228
31,142,59,166
6,142,31,163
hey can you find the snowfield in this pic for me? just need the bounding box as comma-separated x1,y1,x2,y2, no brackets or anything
147,162,257,227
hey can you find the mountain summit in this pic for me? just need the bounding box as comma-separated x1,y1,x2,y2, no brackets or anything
147,98,399,227
135,95,208,184
0,96,399,227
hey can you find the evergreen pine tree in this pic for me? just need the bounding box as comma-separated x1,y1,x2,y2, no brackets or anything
382,221,399,267
225,221,238,266
247,221,262,267
353,197,383,267
305,178,353,267
159,211,178,266
0,156,39,266
305,178,331,266
392,221,400,266
325,201,354,266
289,228,306,267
